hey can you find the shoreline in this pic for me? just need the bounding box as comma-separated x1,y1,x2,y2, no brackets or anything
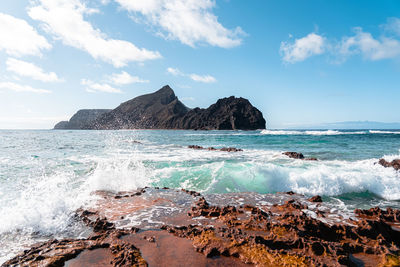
4,187,400,266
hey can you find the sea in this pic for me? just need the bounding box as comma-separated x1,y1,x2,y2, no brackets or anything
1,129,400,263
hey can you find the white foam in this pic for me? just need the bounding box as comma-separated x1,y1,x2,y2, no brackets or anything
261,130,366,135
369,130,400,134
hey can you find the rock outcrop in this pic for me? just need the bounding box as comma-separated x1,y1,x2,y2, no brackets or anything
378,158,400,171
54,85,266,130
5,188,400,267
283,152,318,161
54,109,111,129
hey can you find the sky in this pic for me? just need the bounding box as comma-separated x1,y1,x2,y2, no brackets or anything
0,0,400,129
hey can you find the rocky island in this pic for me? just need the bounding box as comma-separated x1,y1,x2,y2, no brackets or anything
54,85,266,130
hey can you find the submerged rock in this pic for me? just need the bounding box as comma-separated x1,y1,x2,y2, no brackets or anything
188,145,243,152
378,158,400,170
283,151,304,159
54,85,266,130
283,151,318,161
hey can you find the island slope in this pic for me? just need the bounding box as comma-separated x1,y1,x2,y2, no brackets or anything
55,85,266,130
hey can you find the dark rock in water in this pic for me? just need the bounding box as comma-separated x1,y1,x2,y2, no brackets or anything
188,145,243,152
283,152,305,159
188,145,204,150
219,147,243,152
378,158,400,170
283,152,318,161
54,85,266,130
54,109,111,129
308,195,323,203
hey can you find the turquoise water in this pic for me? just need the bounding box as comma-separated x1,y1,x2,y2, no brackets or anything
1,129,400,262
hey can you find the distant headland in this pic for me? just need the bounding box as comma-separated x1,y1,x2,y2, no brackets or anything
54,85,266,130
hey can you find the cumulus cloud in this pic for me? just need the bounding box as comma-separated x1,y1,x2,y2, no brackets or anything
6,58,62,82
384,17,400,36
338,27,400,61
0,82,51,94
280,33,325,63
28,0,161,67
189,74,216,83
281,18,400,63
114,0,244,48
167,67,184,76
81,79,121,93
0,13,51,57
167,67,216,83
108,71,148,85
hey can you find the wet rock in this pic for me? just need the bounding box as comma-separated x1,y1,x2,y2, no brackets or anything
306,157,318,161
188,145,203,150
188,145,243,152
378,158,400,171
308,195,323,203
283,151,304,159
181,188,201,197
283,152,318,161
220,147,243,152
5,188,400,267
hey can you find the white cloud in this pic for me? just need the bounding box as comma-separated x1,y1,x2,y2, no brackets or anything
114,0,244,48
108,71,148,85
167,67,184,76
384,17,400,36
0,82,51,94
0,13,51,57
6,58,62,82
339,27,400,61
167,67,216,83
189,74,216,83
280,33,325,63
81,79,122,93
282,18,400,63
28,0,161,67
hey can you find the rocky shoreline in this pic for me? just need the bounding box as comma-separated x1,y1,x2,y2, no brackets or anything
4,187,400,267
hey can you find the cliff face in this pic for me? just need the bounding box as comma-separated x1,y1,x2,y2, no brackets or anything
56,85,266,130
87,86,189,129
177,96,266,130
54,109,111,129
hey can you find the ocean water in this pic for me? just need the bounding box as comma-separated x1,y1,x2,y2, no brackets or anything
1,129,400,263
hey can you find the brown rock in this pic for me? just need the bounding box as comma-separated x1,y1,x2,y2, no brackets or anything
378,158,400,170
308,195,323,203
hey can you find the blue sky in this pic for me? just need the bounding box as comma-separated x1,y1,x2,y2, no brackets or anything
0,0,399,129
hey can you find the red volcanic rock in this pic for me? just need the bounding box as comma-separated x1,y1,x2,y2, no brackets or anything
5,188,400,267
355,206,400,222
379,158,400,170
308,195,323,203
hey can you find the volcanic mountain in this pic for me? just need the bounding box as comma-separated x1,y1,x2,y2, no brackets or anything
54,85,266,130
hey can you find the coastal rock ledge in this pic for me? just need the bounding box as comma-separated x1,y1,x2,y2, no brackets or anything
54,85,266,130
4,188,400,267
